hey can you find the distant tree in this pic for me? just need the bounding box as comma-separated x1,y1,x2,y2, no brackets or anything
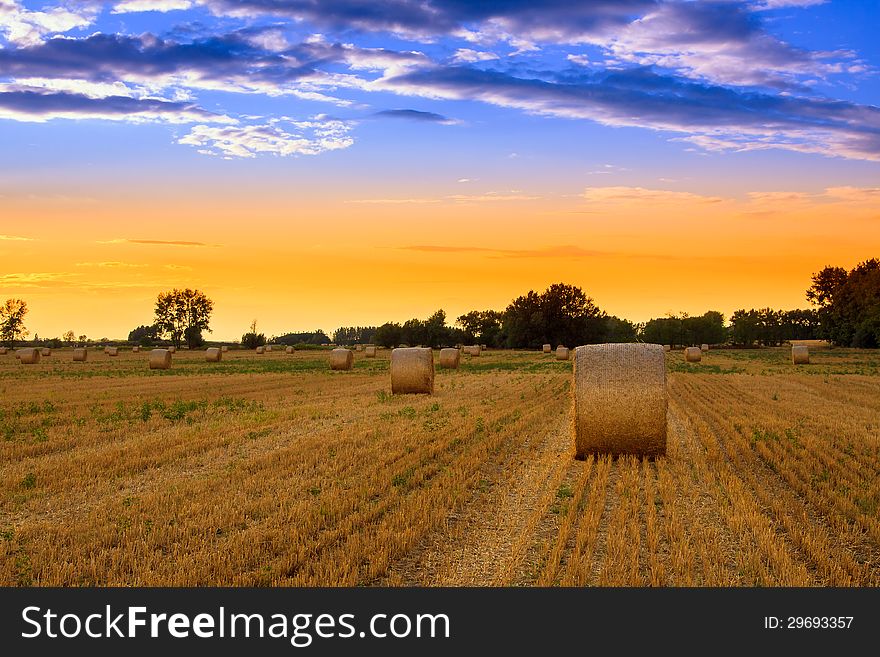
78,334,88,343
0,298,29,347
154,288,214,348
604,315,637,343
275,330,330,346
503,283,605,349
374,322,403,348
333,326,378,344
48,337,63,349
456,310,504,347
502,290,544,348
808,259,880,347
63,330,75,344
641,316,683,347
241,319,266,349
184,326,205,349
128,324,160,346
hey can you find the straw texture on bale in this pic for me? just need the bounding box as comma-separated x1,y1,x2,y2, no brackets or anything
439,347,460,369
41,348,51,356
555,346,570,361
285,346,294,354
168,346,176,353
791,345,810,365
543,344,552,353
256,346,265,354
18,348,41,364
107,347,119,357
573,343,667,458
685,347,702,363
132,346,140,353
149,349,172,370
330,348,354,371
365,345,377,358
391,347,434,394
221,346,228,352
205,347,222,362
468,345,481,357
72,348,87,362
663,345,671,352
700,344,709,352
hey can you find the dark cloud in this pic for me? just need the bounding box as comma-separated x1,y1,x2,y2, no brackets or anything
373,109,454,123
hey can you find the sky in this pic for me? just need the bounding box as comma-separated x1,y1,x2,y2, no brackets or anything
0,0,878,341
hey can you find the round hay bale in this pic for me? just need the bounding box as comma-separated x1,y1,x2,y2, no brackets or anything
365,345,377,358
573,343,667,458
107,347,119,357
542,344,552,353
18,348,41,364
41,347,51,356
168,346,176,354
256,346,265,354
149,349,172,370
285,346,294,354
330,348,353,371
439,347,460,369
391,347,434,394
221,345,229,352
265,345,273,352
0,347,7,355
555,346,570,361
684,347,702,363
791,345,810,365
469,345,481,357
72,348,88,362
205,347,222,362
132,346,140,353
355,344,363,352
700,344,709,352
103,346,110,354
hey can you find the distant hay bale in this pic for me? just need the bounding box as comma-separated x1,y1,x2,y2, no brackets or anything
792,345,810,365
168,346,176,354
18,348,41,364
107,347,119,357
41,347,51,356
685,347,702,363
285,346,294,354
663,345,671,352
391,347,434,394
256,346,265,354
149,349,172,370
265,345,273,352
132,346,140,353
481,344,487,350
700,344,709,352
72,348,88,362
103,347,110,354
221,346,229,352
556,346,570,361
0,347,7,355
205,347,222,362
365,345,377,358
468,345,481,357
330,348,353,371
543,344,552,353
355,344,363,352
573,343,667,458
439,347,460,369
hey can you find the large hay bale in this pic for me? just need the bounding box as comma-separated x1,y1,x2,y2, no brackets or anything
330,348,353,371
556,346,570,361
573,343,667,458
168,346,176,354
72,348,88,362
791,345,810,365
205,347,222,362
439,347,460,369
365,345,377,358
18,348,41,364
132,346,140,353
700,344,709,352
256,346,265,354
684,347,702,363
391,347,434,394
543,344,552,353
149,349,172,370
107,347,119,357
221,345,229,352
41,347,51,356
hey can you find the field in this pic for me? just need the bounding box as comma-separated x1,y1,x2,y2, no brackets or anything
2,346,879,586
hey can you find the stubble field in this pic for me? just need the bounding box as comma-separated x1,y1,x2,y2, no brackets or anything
1,346,879,586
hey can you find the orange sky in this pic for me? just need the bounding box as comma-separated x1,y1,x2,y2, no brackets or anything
1,184,878,341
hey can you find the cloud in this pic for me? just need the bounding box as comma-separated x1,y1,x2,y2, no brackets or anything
0,234,33,241
179,117,354,158
0,88,231,123
0,271,74,286
0,0,97,47
452,48,499,64
380,66,880,161
74,261,148,268
346,198,441,204
112,1,194,14
98,239,215,247
583,186,725,204
398,244,610,258
372,109,456,124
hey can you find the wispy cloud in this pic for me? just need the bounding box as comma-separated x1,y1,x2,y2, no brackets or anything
97,239,217,247
112,1,194,14
0,234,34,241
398,245,610,259
74,261,148,268
372,109,456,124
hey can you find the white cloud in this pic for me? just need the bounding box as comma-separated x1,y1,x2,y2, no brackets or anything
452,48,499,63
0,234,34,241
0,0,97,47
112,1,194,14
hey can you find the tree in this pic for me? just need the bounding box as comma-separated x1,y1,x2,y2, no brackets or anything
128,324,160,346
63,330,76,344
456,310,504,347
0,298,29,347
374,322,402,348
807,260,880,347
504,283,606,348
275,330,330,346
241,319,266,350
605,315,637,343
154,288,214,348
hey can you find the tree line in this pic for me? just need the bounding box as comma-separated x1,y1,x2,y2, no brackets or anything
3,260,877,349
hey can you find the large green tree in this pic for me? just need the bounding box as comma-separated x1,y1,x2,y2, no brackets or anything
154,288,214,348
0,298,29,347
807,260,880,347
503,283,606,348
